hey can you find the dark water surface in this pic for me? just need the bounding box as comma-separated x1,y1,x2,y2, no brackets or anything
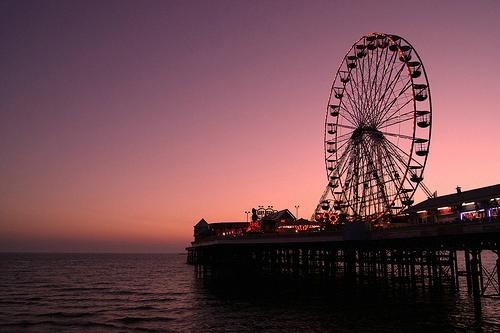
0,253,498,332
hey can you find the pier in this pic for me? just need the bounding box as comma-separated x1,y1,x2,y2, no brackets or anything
187,221,500,314
186,30,500,321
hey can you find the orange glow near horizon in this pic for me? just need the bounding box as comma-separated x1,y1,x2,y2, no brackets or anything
1,1,499,252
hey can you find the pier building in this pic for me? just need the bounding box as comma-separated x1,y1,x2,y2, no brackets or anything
406,184,500,224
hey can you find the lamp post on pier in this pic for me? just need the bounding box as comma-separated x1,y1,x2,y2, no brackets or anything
244,211,251,223
294,205,300,219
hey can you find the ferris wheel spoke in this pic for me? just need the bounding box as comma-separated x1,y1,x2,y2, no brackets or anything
374,49,398,100
379,144,417,205
374,63,404,111
339,101,357,117
380,143,407,187
371,164,392,210
353,149,365,214
379,103,414,128
366,47,385,122
336,157,350,178
371,56,400,122
358,53,371,119
339,104,359,127
374,139,410,206
375,80,413,125
376,146,399,208
333,143,355,179
334,137,352,155
378,146,414,202
366,47,376,105
348,75,369,124
342,89,362,122
371,142,392,209
358,143,374,214
383,138,413,163
342,158,356,209
351,66,364,114
356,62,370,122
360,138,390,209
382,142,415,179
382,60,407,98
373,64,407,122
335,123,358,131
364,53,378,122
339,144,357,175
381,131,414,141
338,112,358,127
369,45,390,122
377,79,412,121
336,133,353,144
337,155,352,179
384,138,423,169
357,139,383,214
379,110,414,129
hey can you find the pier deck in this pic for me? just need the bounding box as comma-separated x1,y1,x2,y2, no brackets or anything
188,221,500,248
187,221,500,315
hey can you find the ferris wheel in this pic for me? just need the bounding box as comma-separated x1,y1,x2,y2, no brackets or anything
317,32,432,222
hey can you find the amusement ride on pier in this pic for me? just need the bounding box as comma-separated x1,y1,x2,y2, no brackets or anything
315,32,433,225
187,33,500,313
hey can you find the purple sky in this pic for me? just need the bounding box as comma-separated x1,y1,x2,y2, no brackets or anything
1,0,499,252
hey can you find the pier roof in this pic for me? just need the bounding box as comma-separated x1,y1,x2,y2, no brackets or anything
195,218,208,227
406,184,500,213
261,209,296,221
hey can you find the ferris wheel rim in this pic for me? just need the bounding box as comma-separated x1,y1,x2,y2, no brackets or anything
321,32,432,220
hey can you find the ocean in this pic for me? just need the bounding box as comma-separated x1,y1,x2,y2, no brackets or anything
0,253,498,332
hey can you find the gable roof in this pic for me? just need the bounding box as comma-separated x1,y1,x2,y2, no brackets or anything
406,184,500,213
262,209,296,221
195,218,208,227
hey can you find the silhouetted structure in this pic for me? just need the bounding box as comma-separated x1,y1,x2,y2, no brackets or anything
188,32,500,318
193,219,211,242
188,186,500,316
188,219,500,317
251,208,258,222
193,219,248,242
209,222,249,237
261,209,296,232
406,184,500,224
316,32,432,222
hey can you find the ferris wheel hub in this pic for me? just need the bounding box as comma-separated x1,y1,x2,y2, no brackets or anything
352,126,382,138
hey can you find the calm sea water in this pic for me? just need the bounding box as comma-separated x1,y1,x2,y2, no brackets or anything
0,253,498,332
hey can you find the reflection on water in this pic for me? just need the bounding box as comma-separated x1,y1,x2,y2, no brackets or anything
0,253,498,332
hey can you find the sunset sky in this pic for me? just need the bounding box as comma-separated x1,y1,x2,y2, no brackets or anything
1,0,499,252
